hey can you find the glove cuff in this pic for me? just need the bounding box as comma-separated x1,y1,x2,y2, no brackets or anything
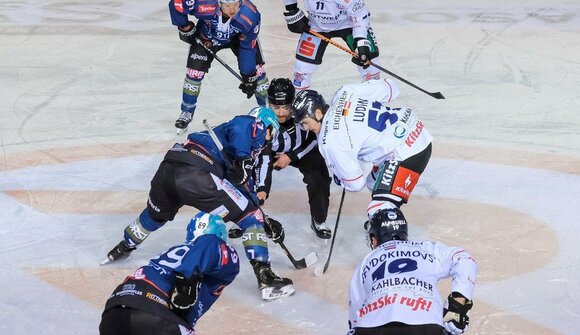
356,38,371,48
242,73,258,83
284,8,305,25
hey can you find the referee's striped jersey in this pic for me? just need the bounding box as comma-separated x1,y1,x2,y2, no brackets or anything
256,119,318,194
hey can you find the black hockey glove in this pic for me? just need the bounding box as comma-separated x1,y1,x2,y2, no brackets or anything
264,216,285,243
284,4,310,34
170,273,202,310
238,73,258,99
354,38,372,69
443,293,473,335
178,21,196,44
228,157,254,185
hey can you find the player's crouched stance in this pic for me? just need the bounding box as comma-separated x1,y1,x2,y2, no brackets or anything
99,212,238,335
102,107,294,300
348,208,478,335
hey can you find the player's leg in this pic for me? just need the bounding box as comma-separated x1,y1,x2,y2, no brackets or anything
367,144,432,217
103,162,183,264
99,306,132,335
129,309,190,335
292,31,329,90
343,27,381,81
295,150,332,239
176,39,214,130
179,171,294,300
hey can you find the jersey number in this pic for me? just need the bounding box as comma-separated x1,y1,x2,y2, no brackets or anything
371,258,418,282
316,2,324,10
157,246,190,269
368,101,400,132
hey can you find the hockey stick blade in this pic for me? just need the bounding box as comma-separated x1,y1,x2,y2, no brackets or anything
278,241,318,269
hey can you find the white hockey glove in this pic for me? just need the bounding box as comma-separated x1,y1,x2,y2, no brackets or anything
443,293,473,335
178,21,196,44
284,4,310,34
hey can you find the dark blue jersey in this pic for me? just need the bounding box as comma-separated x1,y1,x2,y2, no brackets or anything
169,0,262,75
187,115,268,170
103,235,239,328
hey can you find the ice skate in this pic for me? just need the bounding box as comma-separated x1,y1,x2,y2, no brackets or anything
175,111,193,135
311,218,332,239
251,260,295,301
100,240,136,265
228,226,243,239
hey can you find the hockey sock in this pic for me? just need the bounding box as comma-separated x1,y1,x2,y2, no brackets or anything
123,209,164,247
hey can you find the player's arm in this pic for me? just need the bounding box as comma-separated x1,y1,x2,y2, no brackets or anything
347,264,365,332
325,147,365,192
232,4,260,76
224,117,262,185
168,0,198,43
435,242,478,335
346,0,371,39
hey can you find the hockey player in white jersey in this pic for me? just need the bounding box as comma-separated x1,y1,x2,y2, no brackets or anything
348,208,478,335
291,78,432,218
282,0,381,90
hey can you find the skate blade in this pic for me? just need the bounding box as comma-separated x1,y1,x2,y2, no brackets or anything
99,256,112,266
261,285,295,301
176,127,188,136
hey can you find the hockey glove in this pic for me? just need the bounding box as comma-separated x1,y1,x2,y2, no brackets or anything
238,73,258,99
178,21,196,44
284,4,310,34
228,157,254,185
264,216,285,243
354,38,372,69
443,293,473,335
170,273,202,310
333,174,342,187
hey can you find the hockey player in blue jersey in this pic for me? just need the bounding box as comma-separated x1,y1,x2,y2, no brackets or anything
102,107,295,300
169,0,269,131
99,212,239,335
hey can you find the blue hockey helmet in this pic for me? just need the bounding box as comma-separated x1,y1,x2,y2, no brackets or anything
365,208,408,248
186,212,228,242
248,106,280,139
291,89,329,123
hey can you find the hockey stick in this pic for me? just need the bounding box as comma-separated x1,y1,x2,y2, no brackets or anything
202,119,318,269
195,38,245,83
307,30,445,100
314,187,346,276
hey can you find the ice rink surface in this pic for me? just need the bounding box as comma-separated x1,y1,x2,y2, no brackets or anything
1,1,579,334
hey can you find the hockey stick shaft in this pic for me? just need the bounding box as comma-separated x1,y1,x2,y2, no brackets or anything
195,38,244,83
202,119,316,269
322,188,346,274
307,30,445,100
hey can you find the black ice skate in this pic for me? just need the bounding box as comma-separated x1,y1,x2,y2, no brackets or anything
311,218,332,239
175,111,193,135
251,260,295,300
228,226,243,239
100,240,136,265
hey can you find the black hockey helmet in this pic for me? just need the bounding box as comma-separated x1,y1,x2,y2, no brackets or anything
268,78,295,105
365,208,408,247
291,89,329,123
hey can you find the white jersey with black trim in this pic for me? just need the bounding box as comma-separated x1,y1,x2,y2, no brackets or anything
284,0,371,38
348,240,478,330
317,79,432,192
